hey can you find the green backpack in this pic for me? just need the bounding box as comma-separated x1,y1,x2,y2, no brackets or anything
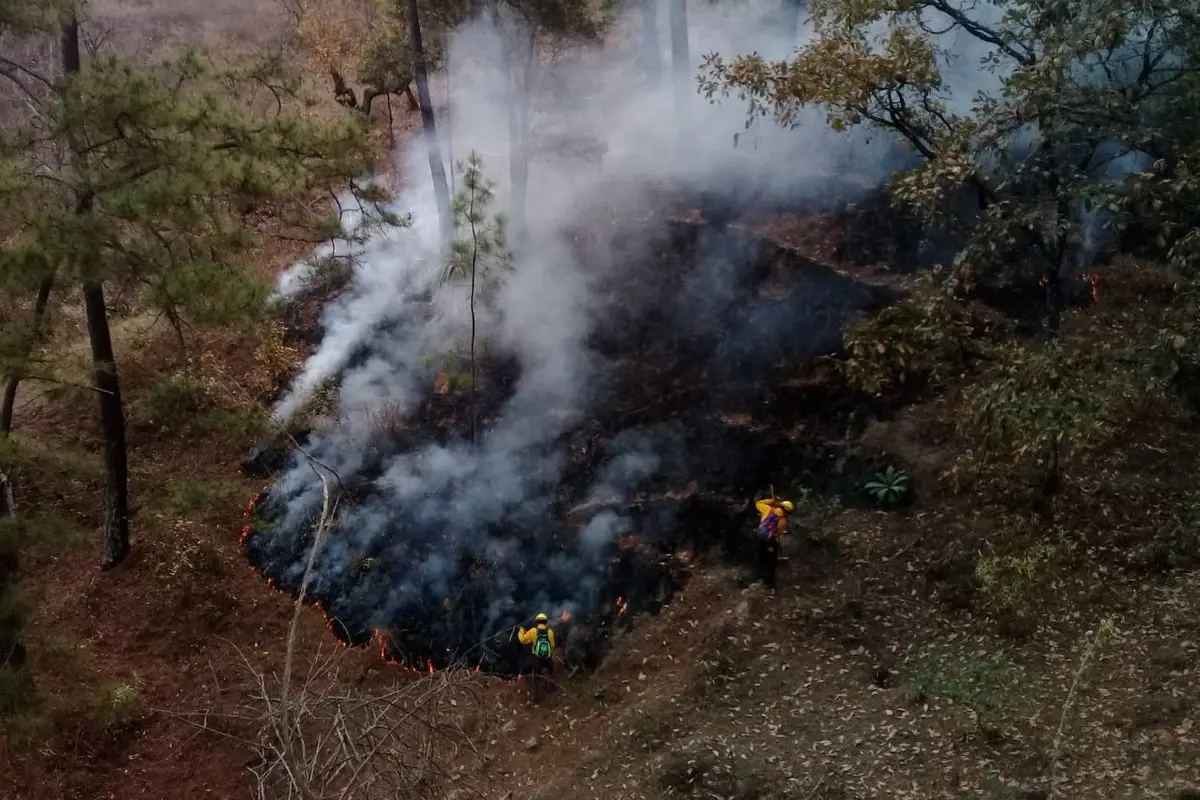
532,627,553,660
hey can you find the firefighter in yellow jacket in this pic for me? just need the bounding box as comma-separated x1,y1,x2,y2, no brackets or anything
754,496,794,588
518,612,556,703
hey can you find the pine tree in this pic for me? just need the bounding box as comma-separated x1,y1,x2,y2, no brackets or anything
0,2,386,568
440,152,510,442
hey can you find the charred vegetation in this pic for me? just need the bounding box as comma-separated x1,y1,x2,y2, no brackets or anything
242,200,904,678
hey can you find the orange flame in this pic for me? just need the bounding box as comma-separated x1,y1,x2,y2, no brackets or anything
239,490,523,680
239,488,267,549
1038,276,1049,287
560,610,572,622
616,597,628,616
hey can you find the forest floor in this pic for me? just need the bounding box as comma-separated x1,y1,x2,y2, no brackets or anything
2,3,1200,800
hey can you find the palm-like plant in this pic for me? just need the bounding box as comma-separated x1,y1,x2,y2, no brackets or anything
864,466,910,507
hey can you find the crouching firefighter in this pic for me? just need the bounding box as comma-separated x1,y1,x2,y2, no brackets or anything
754,496,794,588
517,612,556,703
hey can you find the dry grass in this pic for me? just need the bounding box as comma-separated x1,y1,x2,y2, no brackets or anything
88,0,289,59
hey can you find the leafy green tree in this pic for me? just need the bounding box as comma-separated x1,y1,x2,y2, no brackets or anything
700,0,1200,331
0,4,387,568
960,338,1147,497
840,271,984,397
440,151,511,441
700,0,1200,501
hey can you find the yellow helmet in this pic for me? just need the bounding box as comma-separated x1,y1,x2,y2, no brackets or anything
535,612,549,623
780,500,795,513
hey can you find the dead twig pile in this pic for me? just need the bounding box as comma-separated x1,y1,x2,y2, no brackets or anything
182,435,493,799
236,646,489,800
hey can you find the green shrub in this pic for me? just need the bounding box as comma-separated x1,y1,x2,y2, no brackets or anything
841,273,983,396
133,370,212,426
160,479,243,519
905,642,1025,714
89,680,140,727
974,535,1078,616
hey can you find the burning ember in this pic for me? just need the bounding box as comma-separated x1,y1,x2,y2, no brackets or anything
560,611,572,622
239,490,266,550
1036,272,1099,301
615,597,628,616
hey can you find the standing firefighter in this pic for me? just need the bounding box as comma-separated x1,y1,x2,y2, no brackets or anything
754,495,794,588
517,612,556,703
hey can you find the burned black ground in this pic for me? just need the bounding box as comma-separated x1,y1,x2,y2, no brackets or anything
242,207,904,677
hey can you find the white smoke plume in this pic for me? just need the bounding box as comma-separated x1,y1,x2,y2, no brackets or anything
250,0,1093,662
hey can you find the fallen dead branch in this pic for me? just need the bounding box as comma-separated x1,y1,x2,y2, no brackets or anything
174,396,494,798
173,642,492,800
1048,616,1116,799
244,649,490,800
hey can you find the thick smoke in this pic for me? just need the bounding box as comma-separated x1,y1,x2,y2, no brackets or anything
250,0,1140,663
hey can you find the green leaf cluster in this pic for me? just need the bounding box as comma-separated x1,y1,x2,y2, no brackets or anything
701,0,1200,283
0,45,386,356
960,338,1140,473
840,271,984,395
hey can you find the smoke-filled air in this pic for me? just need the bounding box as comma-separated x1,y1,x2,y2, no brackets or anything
245,0,1034,671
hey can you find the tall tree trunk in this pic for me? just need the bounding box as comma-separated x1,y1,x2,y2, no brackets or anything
779,0,804,38
667,0,690,146
467,194,479,444
83,280,131,570
507,96,529,245
406,0,453,242
0,471,25,672
0,274,55,434
641,0,661,85
63,15,132,570
505,27,534,249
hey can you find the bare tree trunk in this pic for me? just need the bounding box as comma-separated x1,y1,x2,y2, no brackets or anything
467,194,479,444
641,0,661,84
0,274,55,434
63,15,132,571
507,99,529,245
667,0,690,146
779,0,804,37
386,90,394,148
444,31,456,198
504,25,534,249
0,471,24,671
406,0,452,242
83,281,131,569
